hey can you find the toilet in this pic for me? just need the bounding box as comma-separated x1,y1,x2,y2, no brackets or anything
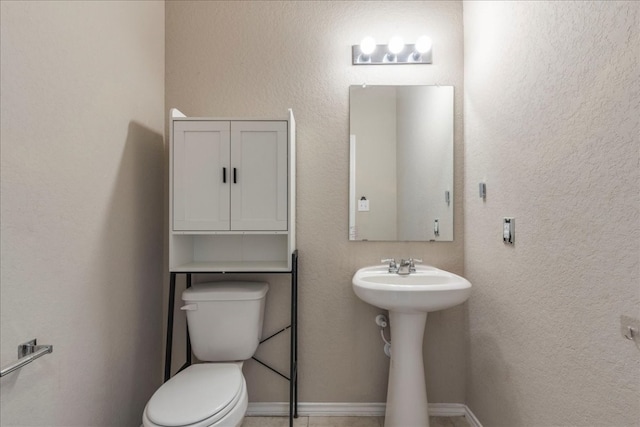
142,281,269,427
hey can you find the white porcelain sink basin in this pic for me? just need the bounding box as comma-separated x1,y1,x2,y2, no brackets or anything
352,265,471,313
352,264,472,427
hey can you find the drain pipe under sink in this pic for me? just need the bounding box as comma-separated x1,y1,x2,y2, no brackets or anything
376,314,391,357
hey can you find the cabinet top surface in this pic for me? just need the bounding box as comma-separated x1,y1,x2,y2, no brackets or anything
170,108,293,123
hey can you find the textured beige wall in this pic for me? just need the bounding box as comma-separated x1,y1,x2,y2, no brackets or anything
0,1,165,425
463,1,640,425
166,1,466,404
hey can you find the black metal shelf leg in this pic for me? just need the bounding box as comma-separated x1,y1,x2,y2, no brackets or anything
164,272,177,382
186,274,192,366
290,250,299,426
294,252,298,418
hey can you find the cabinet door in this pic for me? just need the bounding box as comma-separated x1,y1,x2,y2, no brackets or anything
230,121,288,231
173,121,230,231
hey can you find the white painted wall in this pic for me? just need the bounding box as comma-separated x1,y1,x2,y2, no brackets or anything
166,0,466,404
463,1,640,425
0,2,165,425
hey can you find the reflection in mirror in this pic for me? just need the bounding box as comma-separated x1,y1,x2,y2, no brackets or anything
349,85,454,241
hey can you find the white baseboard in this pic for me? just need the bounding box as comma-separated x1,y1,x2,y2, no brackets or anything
246,402,482,427
247,402,385,417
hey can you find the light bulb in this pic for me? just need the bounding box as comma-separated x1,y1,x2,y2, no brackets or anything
388,36,404,54
415,35,432,53
360,37,376,55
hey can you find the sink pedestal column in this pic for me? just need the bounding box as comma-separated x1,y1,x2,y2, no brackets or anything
384,311,429,427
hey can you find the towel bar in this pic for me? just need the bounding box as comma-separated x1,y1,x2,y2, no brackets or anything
0,339,53,377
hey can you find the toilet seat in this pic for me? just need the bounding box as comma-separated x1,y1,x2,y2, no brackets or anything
143,364,246,427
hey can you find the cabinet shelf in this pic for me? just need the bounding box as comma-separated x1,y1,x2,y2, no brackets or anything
170,233,290,272
172,230,289,236
171,260,291,273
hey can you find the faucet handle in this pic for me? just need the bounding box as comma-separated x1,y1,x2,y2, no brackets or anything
409,258,423,271
381,258,397,272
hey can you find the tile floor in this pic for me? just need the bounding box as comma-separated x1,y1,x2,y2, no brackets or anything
241,415,471,427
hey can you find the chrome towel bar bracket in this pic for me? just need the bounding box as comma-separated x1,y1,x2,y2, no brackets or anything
0,339,53,377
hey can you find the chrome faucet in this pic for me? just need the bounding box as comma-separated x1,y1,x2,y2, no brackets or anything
382,258,423,275
397,259,412,275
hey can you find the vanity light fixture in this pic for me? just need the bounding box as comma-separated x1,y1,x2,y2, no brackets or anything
352,35,433,65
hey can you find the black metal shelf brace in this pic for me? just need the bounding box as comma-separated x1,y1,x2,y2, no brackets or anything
164,250,299,426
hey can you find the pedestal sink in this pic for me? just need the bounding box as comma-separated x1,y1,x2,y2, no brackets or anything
352,264,471,427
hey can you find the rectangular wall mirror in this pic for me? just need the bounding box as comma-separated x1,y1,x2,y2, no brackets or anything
349,85,454,241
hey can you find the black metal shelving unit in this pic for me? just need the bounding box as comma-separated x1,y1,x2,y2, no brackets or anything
164,250,299,426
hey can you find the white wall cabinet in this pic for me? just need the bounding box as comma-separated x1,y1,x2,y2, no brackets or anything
169,109,296,272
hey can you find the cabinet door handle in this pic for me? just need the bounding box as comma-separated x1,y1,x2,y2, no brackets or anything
233,168,237,184
223,167,227,183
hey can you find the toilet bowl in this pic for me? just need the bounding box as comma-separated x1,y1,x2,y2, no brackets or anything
143,281,269,427
143,363,247,427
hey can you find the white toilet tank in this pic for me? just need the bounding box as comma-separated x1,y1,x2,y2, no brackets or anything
181,281,269,362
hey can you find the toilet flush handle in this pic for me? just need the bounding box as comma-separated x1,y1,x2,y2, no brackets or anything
180,304,198,311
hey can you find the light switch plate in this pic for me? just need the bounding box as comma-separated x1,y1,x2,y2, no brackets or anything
503,217,515,244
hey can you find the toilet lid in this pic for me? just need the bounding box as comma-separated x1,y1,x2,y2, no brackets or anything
146,364,243,427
